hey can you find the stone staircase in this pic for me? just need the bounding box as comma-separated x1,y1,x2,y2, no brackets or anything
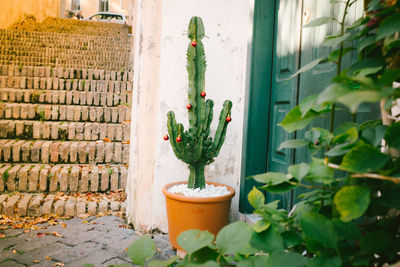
0,18,132,218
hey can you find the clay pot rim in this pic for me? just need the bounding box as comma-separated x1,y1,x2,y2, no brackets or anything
162,181,235,203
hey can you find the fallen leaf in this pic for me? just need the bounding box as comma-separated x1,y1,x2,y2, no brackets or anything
45,256,52,260
52,232,62,237
12,249,17,254
37,233,46,237
53,263,65,266
33,259,40,263
60,223,67,228
103,137,111,142
24,230,30,233
12,223,24,229
0,233,5,238
82,220,88,224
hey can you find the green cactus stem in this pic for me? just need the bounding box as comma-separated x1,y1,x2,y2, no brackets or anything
166,16,233,190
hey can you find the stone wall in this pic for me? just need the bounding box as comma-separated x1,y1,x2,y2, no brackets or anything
0,0,60,29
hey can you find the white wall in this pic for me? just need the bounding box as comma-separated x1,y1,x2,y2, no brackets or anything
128,0,253,232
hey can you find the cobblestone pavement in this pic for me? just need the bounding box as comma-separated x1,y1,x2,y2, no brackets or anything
0,215,176,267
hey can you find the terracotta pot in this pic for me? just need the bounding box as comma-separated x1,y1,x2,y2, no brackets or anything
162,181,235,250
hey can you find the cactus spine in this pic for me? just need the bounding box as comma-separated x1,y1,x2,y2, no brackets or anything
166,16,232,190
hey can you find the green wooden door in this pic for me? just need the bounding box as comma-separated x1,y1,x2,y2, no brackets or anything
240,0,378,213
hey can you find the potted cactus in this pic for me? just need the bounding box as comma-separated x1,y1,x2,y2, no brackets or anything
162,16,235,251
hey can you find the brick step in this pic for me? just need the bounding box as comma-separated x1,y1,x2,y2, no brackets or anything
0,192,126,218
0,139,130,164
0,77,132,93
0,103,131,123
0,163,127,193
0,65,133,80
1,45,131,54
0,89,132,107
0,120,130,142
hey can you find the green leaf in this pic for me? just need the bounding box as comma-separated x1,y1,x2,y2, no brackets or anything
332,127,358,145
305,128,334,146
128,236,156,266
82,265,95,267
340,142,390,173
338,90,382,113
361,124,386,147
177,230,214,255
332,219,362,240
334,185,370,222
279,106,319,133
252,219,271,233
180,247,219,264
322,33,350,47
328,47,355,62
237,256,269,267
326,143,356,157
288,163,310,180
215,221,253,255
260,182,296,193
278,139,309,150
307,256,341,267
251,172,290,185
285,58,327,81
184,261,220,267
376,13,400,40
299,94,318,117
357,35,376,52
265,251,308,267
299,212,338,250
384,121,400,149
303,17,332,28
248,187,265,210
282,231,303,248
304,158,334,184
250,226,284,253
148,256,180,267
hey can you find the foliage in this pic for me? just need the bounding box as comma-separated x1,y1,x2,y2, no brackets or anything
128,0,400,266
166,17,232,189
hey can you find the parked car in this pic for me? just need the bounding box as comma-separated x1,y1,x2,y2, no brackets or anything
88,12,128,25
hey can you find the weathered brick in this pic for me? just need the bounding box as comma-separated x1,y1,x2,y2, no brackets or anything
65,197,76,217
80,167,89,192
60,166,69,192
54,199,65,216
69,165,80,192
31,141,44,162
21,141,32,162
41,141,52,163
39,167,50,191
69,142,78,163
49,165,61,192
17,194,32,216
90,166,99,192
41,195,55,215
17,165,31,191
28,165,41,192
60,142,70,162
6,165,21,191
4,194,20,216
11,140,24,162
100,168,109,191
0,195,8,213
50,142,60,162
87,201,97,215
104,143,114,163
110,167,119,192
76,199,86,216
120,167,128,189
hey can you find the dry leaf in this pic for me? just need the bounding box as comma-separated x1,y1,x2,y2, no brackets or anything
0,233,5,238
45,256,52,260
24,230,30,233
53,263,65,266
60,223,67,228
12,223,24,229
52,232,62,237
103,137,111,142
12,249,17,254
37,232,46,237
33,259,40,263
82,220,88,224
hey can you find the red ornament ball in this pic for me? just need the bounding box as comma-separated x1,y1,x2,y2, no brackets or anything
186,104,192,110
200,91,206,98
191,40,197,47
176,136,182,143
163,135,169,141
226,116,232,122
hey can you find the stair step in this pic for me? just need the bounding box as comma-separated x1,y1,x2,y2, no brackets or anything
0,103,131,123
0,65,133,80
0,191,126,217
0,120,130,142
0,163,127,193
0,89,132,107
0,139,130,164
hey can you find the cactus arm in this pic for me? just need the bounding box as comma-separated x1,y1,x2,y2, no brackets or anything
202,99,214,137
187,16,205,41
188,163,206,189
167,111,185,161
187,42,206,128
212,100,232,156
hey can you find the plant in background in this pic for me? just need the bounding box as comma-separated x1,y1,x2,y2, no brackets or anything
129,0,400,266
165,16,232,189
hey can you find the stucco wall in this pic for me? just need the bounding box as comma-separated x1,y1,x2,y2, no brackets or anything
0,0,60,28
128,0,253,232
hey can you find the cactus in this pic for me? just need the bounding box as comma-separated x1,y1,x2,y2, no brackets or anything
166,17,232,190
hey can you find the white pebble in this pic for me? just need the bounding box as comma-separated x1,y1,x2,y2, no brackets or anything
168,184,230,197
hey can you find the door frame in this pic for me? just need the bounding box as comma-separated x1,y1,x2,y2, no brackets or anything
240,0,278,213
